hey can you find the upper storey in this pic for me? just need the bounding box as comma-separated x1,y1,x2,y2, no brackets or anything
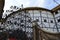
4,7,52,20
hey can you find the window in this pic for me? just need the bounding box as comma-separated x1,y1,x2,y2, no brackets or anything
14,21,17,25
44,19,47,22
28,20,31,22
24,15,28,17
21,20,24,23
12,16,14,18
20,24,24,26
17,7,19,9
14,6,16,9
51,20,53,23
7,21,9,24
6,10,9,12
17,24,19,26
58,19,60,22
55,11,58,14
7,21,11,24
18,18,20,20
36,19,39,22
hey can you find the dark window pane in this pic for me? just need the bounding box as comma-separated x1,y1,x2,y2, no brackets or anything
44,19,47,22
7,21,11,24
36,19,39,22
7,21,9,24
17,24,19,26
14,22,17,25
12,16,14,18
28,20,31,22
58,19,60,22
51,20,53,23
55,11,58,14
14,6,16,9
24,15,28,17
20,20,24,23
20,24,24,26
18,18,19,20
17,7,19,9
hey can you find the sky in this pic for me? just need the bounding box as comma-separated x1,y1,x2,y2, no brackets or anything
4,0,60,10
3,0,60,18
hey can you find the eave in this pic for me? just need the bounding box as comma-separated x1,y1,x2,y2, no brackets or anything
52,5,60,12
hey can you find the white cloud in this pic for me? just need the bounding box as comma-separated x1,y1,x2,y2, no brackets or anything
4,0,14,10
33,0,45,7
4,0,45,10
4,0,58,10
4,0,31,10
3,0,58,17
17,0,31,7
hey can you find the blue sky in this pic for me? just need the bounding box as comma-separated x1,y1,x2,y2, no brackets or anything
4,0,60,10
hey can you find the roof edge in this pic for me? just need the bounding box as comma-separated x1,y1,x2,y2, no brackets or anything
51,5,60,12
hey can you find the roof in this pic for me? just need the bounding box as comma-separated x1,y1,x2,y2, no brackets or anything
22,7,52,11
52,5,60,12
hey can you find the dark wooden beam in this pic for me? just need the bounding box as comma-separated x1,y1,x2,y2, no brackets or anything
0,0,5,20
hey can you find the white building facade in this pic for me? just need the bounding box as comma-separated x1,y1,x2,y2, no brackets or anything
0,5,60,40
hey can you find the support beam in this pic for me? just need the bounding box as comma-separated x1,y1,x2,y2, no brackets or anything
0,0,5,20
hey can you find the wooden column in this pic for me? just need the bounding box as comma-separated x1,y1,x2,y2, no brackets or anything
32,21,38,40
0,0,5,20
33,26,36,40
